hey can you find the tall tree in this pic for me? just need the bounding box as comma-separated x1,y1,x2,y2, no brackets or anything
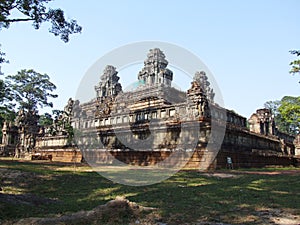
38,112,53,126
0,44,8,65
278,96,300,134
264,96,300,135
264,100,280,116
0,77,14,121
289,50,300,82
0,0,81,113
6,69,58,112
0,0,82,77
264,100,289,133
0,0,82,43
0,78,15,142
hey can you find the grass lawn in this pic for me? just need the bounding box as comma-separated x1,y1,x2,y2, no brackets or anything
0,158,299,225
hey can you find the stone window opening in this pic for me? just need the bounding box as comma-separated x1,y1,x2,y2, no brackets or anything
144,113,147,120
152,111,157,119
169,109,175,117
260,120,265,135
117,117,121,124
151,76,155,84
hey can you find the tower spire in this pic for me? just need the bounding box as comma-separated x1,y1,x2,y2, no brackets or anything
138,48,173,86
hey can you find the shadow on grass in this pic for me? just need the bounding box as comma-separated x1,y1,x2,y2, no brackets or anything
0,160,299,225
127,171,299,224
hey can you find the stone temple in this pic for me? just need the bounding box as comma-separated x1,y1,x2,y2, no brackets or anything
1,48,299,169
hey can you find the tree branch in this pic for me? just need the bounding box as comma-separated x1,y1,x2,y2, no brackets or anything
1,18,36,23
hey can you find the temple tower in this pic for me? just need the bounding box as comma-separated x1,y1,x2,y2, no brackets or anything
138,48,173,86
193,71,215,103
95,65,122,98
248,108,276,136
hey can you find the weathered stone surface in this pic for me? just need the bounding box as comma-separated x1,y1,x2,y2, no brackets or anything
248,108,276,136
95,65,122,98
138,48,173,86
70,48,297,169
294,134,300,156
1,48,297,168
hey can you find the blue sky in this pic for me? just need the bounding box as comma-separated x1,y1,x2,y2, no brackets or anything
1,0,299,118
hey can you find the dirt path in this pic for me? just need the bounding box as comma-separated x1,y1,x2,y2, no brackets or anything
200,169,300,178
234,169,300,176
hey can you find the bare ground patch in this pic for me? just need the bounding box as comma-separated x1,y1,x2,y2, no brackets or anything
4,197,157,225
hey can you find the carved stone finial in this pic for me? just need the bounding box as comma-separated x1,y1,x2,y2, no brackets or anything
138,48,173,86
64,98,74,116
248,108,276,135
95,65,122,98
193,71,215,103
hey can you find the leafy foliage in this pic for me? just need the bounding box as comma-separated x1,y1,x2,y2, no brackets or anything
289,50,300,82
38,112,53,126
51,109,74,143
39,109,74,143
0,78,14,128
0,108,16,140
264,96,300,134
0,0,82,42
0,44,9,65
6,69,58,112
0,1,80,142
0,78,12,106
264,100,280,116
264,100,288,133
278,96,300,134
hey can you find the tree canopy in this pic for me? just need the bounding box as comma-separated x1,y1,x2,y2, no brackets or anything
289,50,300,82
0,0,82,43
0,0,81,109
0,44,8,65
264,96,300,135
38,112,53,126
278,96,300,134
0,1,80,142
6,69,58,112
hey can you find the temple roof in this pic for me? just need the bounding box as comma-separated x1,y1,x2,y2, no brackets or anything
138,48,173,86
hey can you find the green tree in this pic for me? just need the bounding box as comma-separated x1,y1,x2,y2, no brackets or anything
0,1,79,142
278,96,300,134
0,45,10,104
38,112,53,126
6,69,58,112
0,0,81,126
263,100,288,132
0,78,12,106
0,77,15,129
0,58,14,141
264,96,300,134
47,109,74,144
0,0,82,43
0,44,8,65
0,0,82,89
289,50,300,82
0,108,16,142
264,100,280,116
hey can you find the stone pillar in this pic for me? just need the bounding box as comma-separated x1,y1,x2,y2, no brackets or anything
2,121,8,145
294,134,300,156
259,120,264,134
265,119,269,135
